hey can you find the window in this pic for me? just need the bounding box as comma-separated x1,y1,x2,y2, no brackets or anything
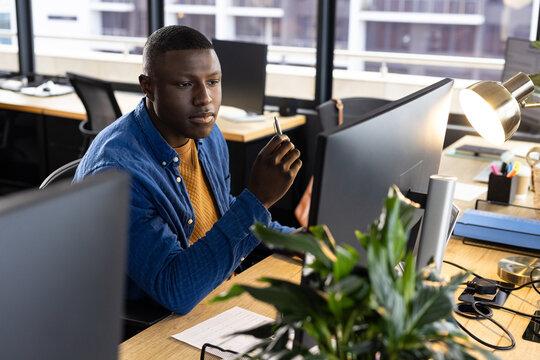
0,0,18,72
335,0,536,84
165,0,318,101
31,0,148,76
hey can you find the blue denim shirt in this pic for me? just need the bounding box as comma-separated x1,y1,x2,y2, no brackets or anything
74,99,293,314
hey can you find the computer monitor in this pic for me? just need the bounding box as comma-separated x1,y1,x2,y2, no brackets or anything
212,38,268,115
502,37,540,132
309,78,454,259
0,171,130,360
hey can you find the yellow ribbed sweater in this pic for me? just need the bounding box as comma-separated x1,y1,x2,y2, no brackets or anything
175,139,219,245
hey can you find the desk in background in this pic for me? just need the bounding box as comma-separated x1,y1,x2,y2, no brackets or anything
0,89,305,141
0,89,305,202
120,135,540,359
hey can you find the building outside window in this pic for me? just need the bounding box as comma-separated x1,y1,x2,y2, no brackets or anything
337,0,537,81
0,0,18,72
165,0,318,100
31,0,147,56
2,0,539,100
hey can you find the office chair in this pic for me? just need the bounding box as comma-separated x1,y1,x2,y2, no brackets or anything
316,97,391,131
0,116,10,150
66,72,122,156
0,112,39,195
39,158,81,189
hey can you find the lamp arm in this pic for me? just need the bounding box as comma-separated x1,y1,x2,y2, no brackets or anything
519,73,540,108
521,101,540,109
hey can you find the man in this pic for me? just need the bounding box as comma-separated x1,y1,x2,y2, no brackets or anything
73,25,302,315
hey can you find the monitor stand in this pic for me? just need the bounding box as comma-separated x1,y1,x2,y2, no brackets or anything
410,175,458,274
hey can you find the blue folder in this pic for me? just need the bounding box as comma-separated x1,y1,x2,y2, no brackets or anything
453,209,540,251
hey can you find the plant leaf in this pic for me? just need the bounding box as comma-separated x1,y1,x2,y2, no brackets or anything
252,277,329,318
251,223,336,267
397,251,416,303
309,224,336,252
381,192,407,267
355,229,369,250
210,284,246,303
333,245,359,281
231,321,276,339
406,285,454,333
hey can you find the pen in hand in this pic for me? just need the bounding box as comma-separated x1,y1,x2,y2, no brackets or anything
274,116,282,135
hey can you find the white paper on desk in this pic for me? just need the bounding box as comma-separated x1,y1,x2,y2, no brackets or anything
454,182,487,201
172,306,273,358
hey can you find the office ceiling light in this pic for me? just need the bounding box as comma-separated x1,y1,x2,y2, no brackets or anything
460,72,538,145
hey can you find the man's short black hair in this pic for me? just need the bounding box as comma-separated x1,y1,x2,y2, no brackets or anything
143,25,213,76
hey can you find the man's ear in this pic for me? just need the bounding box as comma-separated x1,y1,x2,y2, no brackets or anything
139,74,154,101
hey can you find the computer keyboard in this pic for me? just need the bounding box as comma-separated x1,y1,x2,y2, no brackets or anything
20,80,74,97
221,114,267,122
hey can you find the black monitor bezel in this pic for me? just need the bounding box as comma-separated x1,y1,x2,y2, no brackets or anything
309,78,454,228
212,38,268,115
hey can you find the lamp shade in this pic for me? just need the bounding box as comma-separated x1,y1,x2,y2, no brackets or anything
459,72,534,144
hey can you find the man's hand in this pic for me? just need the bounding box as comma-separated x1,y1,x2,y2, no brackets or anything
248,134,302,209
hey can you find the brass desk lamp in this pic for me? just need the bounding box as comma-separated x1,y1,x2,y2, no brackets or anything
460,72,540,286
460,72,539,145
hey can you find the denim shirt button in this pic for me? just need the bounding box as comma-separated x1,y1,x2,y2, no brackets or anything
173,156,179,163
188,219,193,225
176,177,181,183
161,161,166,166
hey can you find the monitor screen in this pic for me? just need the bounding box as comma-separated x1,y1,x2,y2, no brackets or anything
212,38,268,115
502,37,540,132
309,78,454,258
0,171,129,360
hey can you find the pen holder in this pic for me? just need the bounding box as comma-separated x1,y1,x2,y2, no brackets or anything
487,173,517,203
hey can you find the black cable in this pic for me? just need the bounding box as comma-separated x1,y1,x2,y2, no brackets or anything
474,301,540,340
200,343,239,360
443,260,485,279
483,302,540,320
462,279,540,292
531,266,540,295
455,298,540,349
443,260,540,349
454,304,515,350
444,260,540,291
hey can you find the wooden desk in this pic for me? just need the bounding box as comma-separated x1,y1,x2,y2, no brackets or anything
120,255,303,359
0,89,305,143
120,135,539,359
0,88,305,198
439,135,539,358
439,135,536,210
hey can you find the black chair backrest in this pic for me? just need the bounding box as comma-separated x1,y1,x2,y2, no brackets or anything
0,116,11,149
316,97,391,131
39,159,81,189
67,72,122,133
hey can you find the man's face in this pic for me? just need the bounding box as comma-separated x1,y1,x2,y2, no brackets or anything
140,49,222,147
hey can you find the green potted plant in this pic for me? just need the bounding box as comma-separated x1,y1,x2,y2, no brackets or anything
212,186,497,359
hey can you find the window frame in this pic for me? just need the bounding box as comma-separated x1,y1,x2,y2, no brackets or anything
10,0,540,108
